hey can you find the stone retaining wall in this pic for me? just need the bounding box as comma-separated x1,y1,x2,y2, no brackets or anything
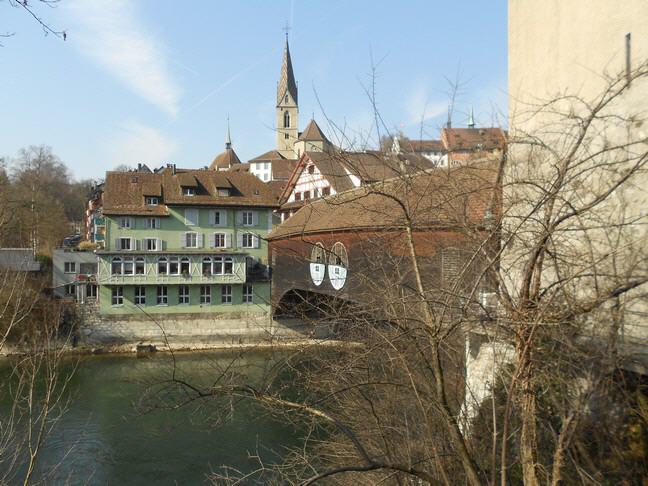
75,305,312,349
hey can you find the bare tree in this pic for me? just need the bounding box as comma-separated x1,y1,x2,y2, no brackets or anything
137,61,648,485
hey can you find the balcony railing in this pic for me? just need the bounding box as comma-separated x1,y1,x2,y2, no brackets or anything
104,271,246,285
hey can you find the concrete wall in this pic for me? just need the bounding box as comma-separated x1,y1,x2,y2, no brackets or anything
507,0,648,350
76,306,312,349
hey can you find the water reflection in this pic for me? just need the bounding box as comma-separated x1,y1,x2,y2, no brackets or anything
0,350,301,485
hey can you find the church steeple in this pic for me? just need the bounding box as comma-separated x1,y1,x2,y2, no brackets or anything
277,35,298,106
276,34,299,157
225,115,232,149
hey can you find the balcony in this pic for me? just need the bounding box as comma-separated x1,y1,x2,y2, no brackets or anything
103,268,246,285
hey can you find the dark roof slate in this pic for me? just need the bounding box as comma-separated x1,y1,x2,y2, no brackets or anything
103,169,279,216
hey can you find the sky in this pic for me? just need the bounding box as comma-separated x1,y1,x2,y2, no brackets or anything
1,0,508,181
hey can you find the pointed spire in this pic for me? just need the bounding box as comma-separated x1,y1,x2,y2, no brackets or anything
225,115,232,149
468,106,475,129
277,35,298,105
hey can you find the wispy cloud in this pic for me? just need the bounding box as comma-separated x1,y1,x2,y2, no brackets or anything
67,0,180,116
404,82,446,126
109,121,177,168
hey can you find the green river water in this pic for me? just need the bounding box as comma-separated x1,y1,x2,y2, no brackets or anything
0,350,302,485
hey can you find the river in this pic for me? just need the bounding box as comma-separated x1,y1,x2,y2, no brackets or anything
0,350,302,485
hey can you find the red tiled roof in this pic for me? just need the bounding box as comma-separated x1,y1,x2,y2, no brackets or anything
269,155,501,240
441,127,506,152
249,150,287,162
103,169,279,216
210,147,241,170
298,119,329,142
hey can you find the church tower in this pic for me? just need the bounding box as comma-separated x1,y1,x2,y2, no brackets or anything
276,36,299,157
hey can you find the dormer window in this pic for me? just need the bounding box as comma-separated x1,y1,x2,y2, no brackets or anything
183,187,195,196
145,197,159,206
217,188,230,197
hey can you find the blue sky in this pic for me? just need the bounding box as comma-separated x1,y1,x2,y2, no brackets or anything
1,0,507,181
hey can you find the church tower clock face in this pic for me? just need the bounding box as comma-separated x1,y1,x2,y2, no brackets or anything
327,242,348,290
309,243,326,286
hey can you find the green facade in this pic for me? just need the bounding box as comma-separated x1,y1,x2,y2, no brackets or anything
97,205,273,315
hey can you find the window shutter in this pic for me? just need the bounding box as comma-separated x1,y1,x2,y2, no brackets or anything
197,233,203,248
237,232,243,249
225,233,232,248
252,211,259,226
156,238,162,251
236,211,243,226
115,239,121,250
161,239,166,251
253,234,260,249
134,238,140,251
180,232,186,248
209,233,215,248
221,210,228,226
129,217,135,229
267,211,272,230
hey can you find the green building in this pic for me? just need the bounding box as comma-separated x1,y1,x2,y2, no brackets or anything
97,167,279,316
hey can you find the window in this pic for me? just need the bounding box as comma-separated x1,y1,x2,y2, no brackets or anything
263,173,269,182
110,256,134,275
86,284,97,299
200,285,211,304
184,232,200,248
242,211,254,226
184,209,198,226
111,287,123,306
294,192,301,201
217,188,230,197
264,162,270,170
169,256,179,275
202,257,212,275
79,262,97,274
158,257,168,275
119,237,132,251
111,257,123,275
64,262,76,273
183,187,196,196
284,133,289,139
322,186,331,196
145,238,159,251
224,257,233,274
243,284,253,304
145,217,160,229
241,233,255,248
221,285,232,304
283,111,290,128
180,257,190,275
212,233,226,248
118,217,132,229
145,197,159,206
123,257,134,275
156,286,168,305
212,210,221,226
135,286,146,305
135,257,145,275
213,256,223,275
303,191,311,200
65,284,75,296
284,95,288,103
308,165,315,174
178,285,189,305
